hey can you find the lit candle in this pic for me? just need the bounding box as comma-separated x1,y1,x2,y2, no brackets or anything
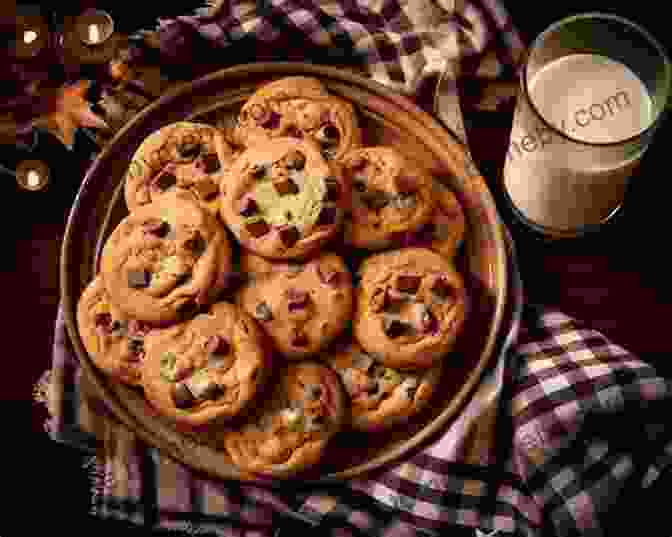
16,160,50,191
23,30,38,44
88,24,101,44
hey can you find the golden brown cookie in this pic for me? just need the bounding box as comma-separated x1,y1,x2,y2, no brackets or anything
76,276,152,387
223,361,347,478
140,301,270,427
219,137,350,260
124,121,235,217
341,147,436,250
232,76,362,161
100,192,233,324
324,341,441,431
237,251,353,359
391,181,466,259
353,247,467,369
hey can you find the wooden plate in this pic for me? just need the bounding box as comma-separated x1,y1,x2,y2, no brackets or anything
60,63,508,482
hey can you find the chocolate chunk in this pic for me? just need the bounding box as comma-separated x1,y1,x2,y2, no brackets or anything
431,277,453,301
110,319,127,336
396,275,421,294
361,190,390,210
178,140,202,159
304,384,322,400
273,178,299,196
201,153,220,174
205,335,229,355
285,150,306,170
239,198,258,217
154,172,177,191
175,272,191,286
317,123,339,145
291,330,309,347
352,352,374,371
246,219,270,238
184,232,207,255
185,372,221,400
127,337,144,355
316,206,337,226
172,383,195,409
128,270,150,289
177,299,200,319
382,318,413,338
95,313,112,328
255,302,273,321
144,219,170,237
321,147,337,159
353,180,367,193
252,164,269,179
279,226,300,248
323,177,339,201
192,179,219,201
261,111,281,129
285,126,304,139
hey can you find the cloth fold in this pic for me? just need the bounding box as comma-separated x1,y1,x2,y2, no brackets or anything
39,1,672,536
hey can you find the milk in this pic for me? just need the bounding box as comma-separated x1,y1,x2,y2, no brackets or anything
503,54,655,231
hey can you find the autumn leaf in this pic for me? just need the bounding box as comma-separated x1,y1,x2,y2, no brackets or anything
31,80,109,150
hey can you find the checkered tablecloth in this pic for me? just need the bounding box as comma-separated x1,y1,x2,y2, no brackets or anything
35,2,672,536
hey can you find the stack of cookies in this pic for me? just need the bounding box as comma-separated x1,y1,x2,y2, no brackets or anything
77,76,468,478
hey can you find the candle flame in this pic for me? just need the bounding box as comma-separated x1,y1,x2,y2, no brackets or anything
23,30,38,44
88,24,100,44
26,170,41,188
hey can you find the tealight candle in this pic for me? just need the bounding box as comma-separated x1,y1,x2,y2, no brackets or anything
16,160,50,191
76,9,114,46
13,15,49,59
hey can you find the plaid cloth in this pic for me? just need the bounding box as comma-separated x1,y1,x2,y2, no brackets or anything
36,1,672,536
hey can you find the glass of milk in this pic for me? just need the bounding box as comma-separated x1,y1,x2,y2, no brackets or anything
502,13,671,238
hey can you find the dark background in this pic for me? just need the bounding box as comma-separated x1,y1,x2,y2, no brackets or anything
11,1,672,535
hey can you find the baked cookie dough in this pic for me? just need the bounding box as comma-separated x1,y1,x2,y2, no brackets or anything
124,121,235,216
219,137,350,260
141,301,269,427
76,276,152,387
341,147,436,250
237,251,353,359
354,247,467,370
232,76,362,161
100,192,233,324
392,181,466,259
324,341,441,431
224,361,347,478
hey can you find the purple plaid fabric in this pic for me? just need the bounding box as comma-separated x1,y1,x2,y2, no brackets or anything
40,2,672,537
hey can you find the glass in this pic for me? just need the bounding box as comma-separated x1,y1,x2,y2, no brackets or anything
502,13,671,238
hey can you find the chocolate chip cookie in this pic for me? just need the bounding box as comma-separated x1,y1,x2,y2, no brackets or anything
341,147,436,250
100,192,233,324
353,247,467,370
219,137,349,260
392,181,466,259
232,76,362,161
324,341,441,431
223,361,347,477
141,301,270,427
124,121,235,217
77,276,152,387
237,251,353,359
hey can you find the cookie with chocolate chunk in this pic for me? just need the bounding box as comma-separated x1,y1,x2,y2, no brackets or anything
232,76,362,161
353,247,467,369
124,121,236,217
223,361,347,478
219,137,349,260
140,301,270,427
324,341,441,431
236,251,353,359
341,146,436,250
100,192,233,324
76,276,152,387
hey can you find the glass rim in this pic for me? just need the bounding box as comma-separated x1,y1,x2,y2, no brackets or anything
522,11,672,148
